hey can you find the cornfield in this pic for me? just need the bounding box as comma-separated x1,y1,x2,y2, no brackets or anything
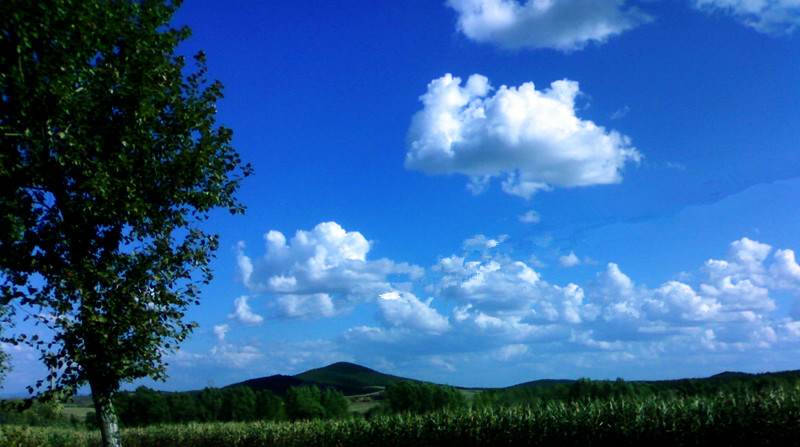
3,386,799,447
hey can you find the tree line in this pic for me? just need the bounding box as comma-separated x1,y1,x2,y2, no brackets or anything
472,371,800,408
111,381,465,426
108,385,349,427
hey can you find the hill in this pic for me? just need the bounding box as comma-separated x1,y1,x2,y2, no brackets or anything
225,361,800,398
506,378,574,389
226,362,415,396
226,374,312,395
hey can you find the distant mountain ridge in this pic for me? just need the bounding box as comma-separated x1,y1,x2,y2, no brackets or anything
225,361,800,397
225,362,416,396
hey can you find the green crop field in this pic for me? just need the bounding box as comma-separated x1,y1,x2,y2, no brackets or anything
3,385,799,447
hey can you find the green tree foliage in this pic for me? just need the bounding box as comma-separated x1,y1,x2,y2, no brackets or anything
0,0,251,445
282,386,350,421
0,305,9,387
384,382,466,414
165,391,197,424
85,411,98,431
0,400,63,426
222,386,256,422
255,389,285,421
116,387,169,427
196,387,224,423
285,386,327,421
111,386,290,426
321,389,349,419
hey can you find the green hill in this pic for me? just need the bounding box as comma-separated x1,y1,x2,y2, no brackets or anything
226,361,800,399
295,362,411,391
227,362,415,396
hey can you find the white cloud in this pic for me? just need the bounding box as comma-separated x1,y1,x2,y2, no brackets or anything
446,0,652,51
216,235,800,388
698,238,776,312
236,222,423,319
559,251,581,267
519,210,541,223
275,294,338,320
405,74,641,198
434,241,594,327
209,340,263,369
587,263,636,303
610,105,630,120
492,343,529,361
434,255,542,312
464,234,509,251
699,277,773,312
650,281,722,322
429,356,457,372
693,0,800,34
429,236,800,359
228,296,264,326
452,305,542,339
378,291,450,334
727,237,771,274
770,249,800,288
213,324,230,343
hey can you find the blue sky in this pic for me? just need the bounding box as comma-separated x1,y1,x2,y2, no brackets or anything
4,0,800,395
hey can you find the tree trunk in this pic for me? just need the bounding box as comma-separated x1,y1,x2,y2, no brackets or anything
90,380,122,447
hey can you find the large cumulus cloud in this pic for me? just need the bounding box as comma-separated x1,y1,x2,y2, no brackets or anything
446,0,652,51
235,222,423,320
346,235,800,374
405,74,641,198
192,230,800,387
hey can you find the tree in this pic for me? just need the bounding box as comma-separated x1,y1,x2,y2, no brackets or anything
166,391,198,424
197,387,224,422
384,382,466,414
321,388,349,419
222,386,256,422
0,1,251,446
255,389,285,421
0,305,10,387
284,386,326,420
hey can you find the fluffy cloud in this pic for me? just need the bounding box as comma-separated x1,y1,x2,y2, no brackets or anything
358,236,800,369
377,291,450,334
519,210,541,223
275,294,339,320
405,74,641,198
693,0,800,34
434,254,542,313
464,234,509,251
213,324,230,343
228,296,264,326
699,238,776,312
492,343,529,361
446,0,652,51
587,263,636,303
434,238,593,326
649,281,723,322
235,222,423,320
220,233,800,385
559,251,581,267
771,249,800,288
209,335,263,369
